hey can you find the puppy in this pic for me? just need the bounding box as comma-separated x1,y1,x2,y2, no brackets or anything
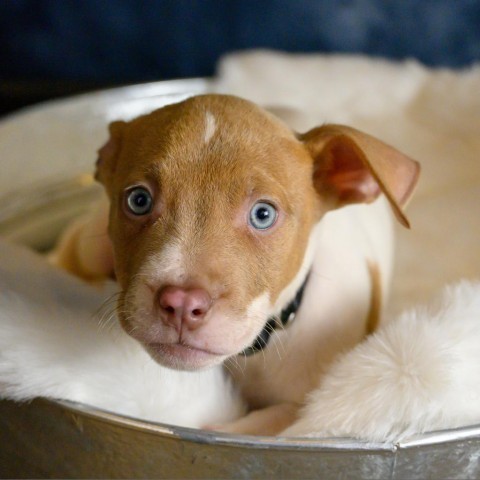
52,94,419,435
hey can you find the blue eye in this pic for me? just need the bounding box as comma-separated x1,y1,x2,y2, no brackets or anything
126,187,153,216
249,202,278,230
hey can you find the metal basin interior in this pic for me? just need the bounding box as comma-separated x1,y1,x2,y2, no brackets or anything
0,80,479,479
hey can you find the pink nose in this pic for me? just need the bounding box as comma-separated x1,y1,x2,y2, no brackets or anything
157,286,212,331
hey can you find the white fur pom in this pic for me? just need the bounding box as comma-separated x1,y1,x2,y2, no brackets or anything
282,281,480,442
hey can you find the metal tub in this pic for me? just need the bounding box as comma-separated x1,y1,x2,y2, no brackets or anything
0,79,479,479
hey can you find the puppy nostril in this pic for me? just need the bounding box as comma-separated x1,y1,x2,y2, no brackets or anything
157,286,212,329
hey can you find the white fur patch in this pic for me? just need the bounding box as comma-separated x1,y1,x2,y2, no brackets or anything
242,292,272,348
246,292,271,323
140,242,186,286
203,111,217,144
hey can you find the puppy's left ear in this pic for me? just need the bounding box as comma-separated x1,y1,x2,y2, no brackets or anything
300,124,420,228
95,120,127,188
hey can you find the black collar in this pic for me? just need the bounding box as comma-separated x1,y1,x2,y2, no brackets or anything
241,274,310,356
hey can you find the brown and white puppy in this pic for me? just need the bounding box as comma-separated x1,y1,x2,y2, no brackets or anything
53,94,419,434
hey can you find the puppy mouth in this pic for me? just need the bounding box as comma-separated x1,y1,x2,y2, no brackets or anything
144,342,228,370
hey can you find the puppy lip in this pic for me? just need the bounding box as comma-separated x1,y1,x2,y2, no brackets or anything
146,342,228,358
144,342,229,370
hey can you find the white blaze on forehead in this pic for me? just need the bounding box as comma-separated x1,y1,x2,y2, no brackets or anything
203,111,217,144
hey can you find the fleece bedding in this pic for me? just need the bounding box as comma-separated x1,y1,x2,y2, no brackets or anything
1,52,480,440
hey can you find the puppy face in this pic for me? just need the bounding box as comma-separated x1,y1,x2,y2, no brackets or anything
99,96,321,369
97,94,419,370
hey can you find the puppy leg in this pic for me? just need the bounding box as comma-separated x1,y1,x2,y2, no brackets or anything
49,196,114,282
211,402,299,436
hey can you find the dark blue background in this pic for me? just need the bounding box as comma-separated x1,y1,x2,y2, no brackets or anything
1,0,480,112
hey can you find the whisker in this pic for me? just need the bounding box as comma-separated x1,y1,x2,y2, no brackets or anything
235,354,247,377
223,362,236,378
270,330,285,361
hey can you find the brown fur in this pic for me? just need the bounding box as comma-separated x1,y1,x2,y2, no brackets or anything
365,261,382,335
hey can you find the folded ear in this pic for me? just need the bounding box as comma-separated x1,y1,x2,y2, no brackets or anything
299,124,420,228
95,120,126,187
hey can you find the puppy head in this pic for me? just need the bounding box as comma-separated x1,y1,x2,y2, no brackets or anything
96,94,419,370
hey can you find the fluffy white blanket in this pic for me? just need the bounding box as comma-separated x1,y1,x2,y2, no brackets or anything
0,239,244,428
282,281,480,441
1,52,480,441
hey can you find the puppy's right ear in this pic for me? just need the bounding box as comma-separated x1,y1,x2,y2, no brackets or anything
95,121,126,186
300,125,420,228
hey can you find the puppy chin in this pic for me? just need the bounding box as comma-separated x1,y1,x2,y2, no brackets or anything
143,342,229,371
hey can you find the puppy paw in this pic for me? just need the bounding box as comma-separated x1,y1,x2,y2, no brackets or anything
204,402,300,436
